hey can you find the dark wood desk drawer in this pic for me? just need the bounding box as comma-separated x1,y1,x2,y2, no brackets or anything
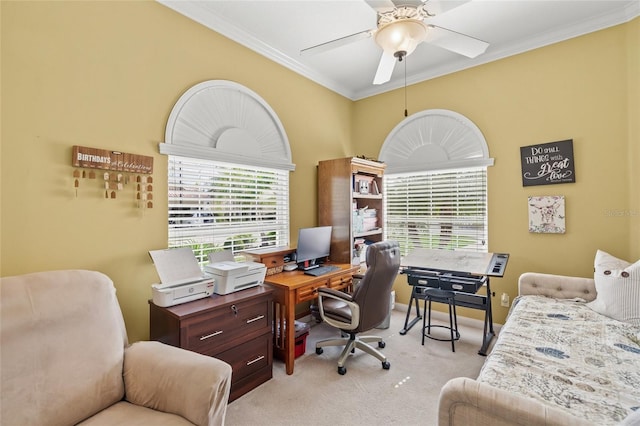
216,332,272,383
222,332,273,402
149,286,274,401
184,298,270,353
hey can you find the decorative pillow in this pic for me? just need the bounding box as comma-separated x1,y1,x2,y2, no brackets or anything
586,250,640,325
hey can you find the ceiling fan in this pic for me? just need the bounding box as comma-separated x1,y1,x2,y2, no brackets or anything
300,0,489,85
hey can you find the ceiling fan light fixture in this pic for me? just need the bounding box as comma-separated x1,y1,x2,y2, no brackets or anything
374,19,428,56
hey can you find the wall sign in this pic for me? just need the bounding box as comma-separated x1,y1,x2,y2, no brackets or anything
71,145,154,208
520,139,575,186
72,145,153,174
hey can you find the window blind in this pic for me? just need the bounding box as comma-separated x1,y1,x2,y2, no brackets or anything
168,155,289,263
384,167,488,256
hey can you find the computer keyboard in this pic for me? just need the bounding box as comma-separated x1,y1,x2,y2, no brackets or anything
303,265,340,276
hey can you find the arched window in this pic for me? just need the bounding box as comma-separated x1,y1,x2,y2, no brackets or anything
160,80,294,262
379,109,493,255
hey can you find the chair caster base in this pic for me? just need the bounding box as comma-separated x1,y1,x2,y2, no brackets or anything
382,361,390,370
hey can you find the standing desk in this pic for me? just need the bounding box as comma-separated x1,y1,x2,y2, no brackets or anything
399,249,509,355
263,263,360,375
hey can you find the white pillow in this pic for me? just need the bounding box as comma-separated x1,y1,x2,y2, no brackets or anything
586,250,640,325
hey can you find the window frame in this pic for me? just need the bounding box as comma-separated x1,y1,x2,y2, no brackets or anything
384,166,488,256
167,155,290,263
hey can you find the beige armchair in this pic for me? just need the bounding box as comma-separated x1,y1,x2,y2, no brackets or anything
1,269,232,426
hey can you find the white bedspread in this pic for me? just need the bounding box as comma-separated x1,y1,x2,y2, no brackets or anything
478,295,640,424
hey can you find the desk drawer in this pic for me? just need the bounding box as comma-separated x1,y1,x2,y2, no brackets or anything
328,274,353,291
216,332,272,383
408,274,440,288
296,280,328,303
261,254,285,268
184,298,270,353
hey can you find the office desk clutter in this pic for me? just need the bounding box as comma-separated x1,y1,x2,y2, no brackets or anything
149,247,215,307
149,248,266,307
205,250,266,295
352,207,378,234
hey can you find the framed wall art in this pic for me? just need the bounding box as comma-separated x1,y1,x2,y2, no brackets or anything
528,195,566,234
520,139,575,187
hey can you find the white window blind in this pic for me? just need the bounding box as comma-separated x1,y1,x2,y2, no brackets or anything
168,155,289,263
384,167,488,256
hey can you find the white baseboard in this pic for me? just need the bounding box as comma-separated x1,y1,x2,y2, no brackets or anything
300,303,502,334
393,302,502,333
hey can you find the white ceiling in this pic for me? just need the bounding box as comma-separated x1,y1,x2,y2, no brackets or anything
158,0,639,101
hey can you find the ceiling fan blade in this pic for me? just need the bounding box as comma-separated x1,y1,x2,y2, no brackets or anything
369,0,469,13
364,0,396,12
421,0,470,16
373,51,396,85
300,30,373,56
425,25,489,58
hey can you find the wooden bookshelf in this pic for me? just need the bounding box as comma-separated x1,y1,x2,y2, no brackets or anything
318,157,386,264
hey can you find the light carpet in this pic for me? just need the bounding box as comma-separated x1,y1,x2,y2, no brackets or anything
225,307,494,426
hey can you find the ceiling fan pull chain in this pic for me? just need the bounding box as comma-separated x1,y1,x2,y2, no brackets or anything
404,55,408,117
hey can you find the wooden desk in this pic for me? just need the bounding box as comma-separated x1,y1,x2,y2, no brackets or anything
264,263,360,375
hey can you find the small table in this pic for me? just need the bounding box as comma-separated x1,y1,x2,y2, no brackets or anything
263,263,361,375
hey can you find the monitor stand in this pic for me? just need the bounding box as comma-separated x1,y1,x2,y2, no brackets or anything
301,259,320,271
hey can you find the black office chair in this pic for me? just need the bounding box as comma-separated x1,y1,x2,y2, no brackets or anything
315,241,401,375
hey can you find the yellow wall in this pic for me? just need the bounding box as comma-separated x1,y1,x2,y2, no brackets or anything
354,19,639,322
627,18,640,257
1,1,637,340
0,1,353,342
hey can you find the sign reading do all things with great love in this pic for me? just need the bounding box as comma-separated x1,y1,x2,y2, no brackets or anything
519,139,575,187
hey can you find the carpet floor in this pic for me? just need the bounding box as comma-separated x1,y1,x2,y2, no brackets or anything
225,307,493,425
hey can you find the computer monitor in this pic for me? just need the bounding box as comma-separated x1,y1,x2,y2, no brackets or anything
295,226,332,270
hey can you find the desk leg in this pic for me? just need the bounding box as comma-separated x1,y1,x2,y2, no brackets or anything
284,290,296,375
478,279,495,356
265,284,296,373
400,287,423,335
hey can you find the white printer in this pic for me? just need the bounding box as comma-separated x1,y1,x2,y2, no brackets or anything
149,248,215,307
205,251,267,295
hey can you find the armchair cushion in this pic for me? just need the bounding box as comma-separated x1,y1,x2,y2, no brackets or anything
123,341,231,426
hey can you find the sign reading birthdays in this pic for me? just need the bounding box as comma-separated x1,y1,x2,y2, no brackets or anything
520,139,575,187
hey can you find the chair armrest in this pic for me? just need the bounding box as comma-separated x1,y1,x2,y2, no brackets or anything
439,377,592,426
318,287,353,302
317,288,359,330
123,341,232,426
518,272,596,301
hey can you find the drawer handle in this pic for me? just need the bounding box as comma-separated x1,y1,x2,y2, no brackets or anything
246,315,265,324
246,355,265,366
199,330,223,341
